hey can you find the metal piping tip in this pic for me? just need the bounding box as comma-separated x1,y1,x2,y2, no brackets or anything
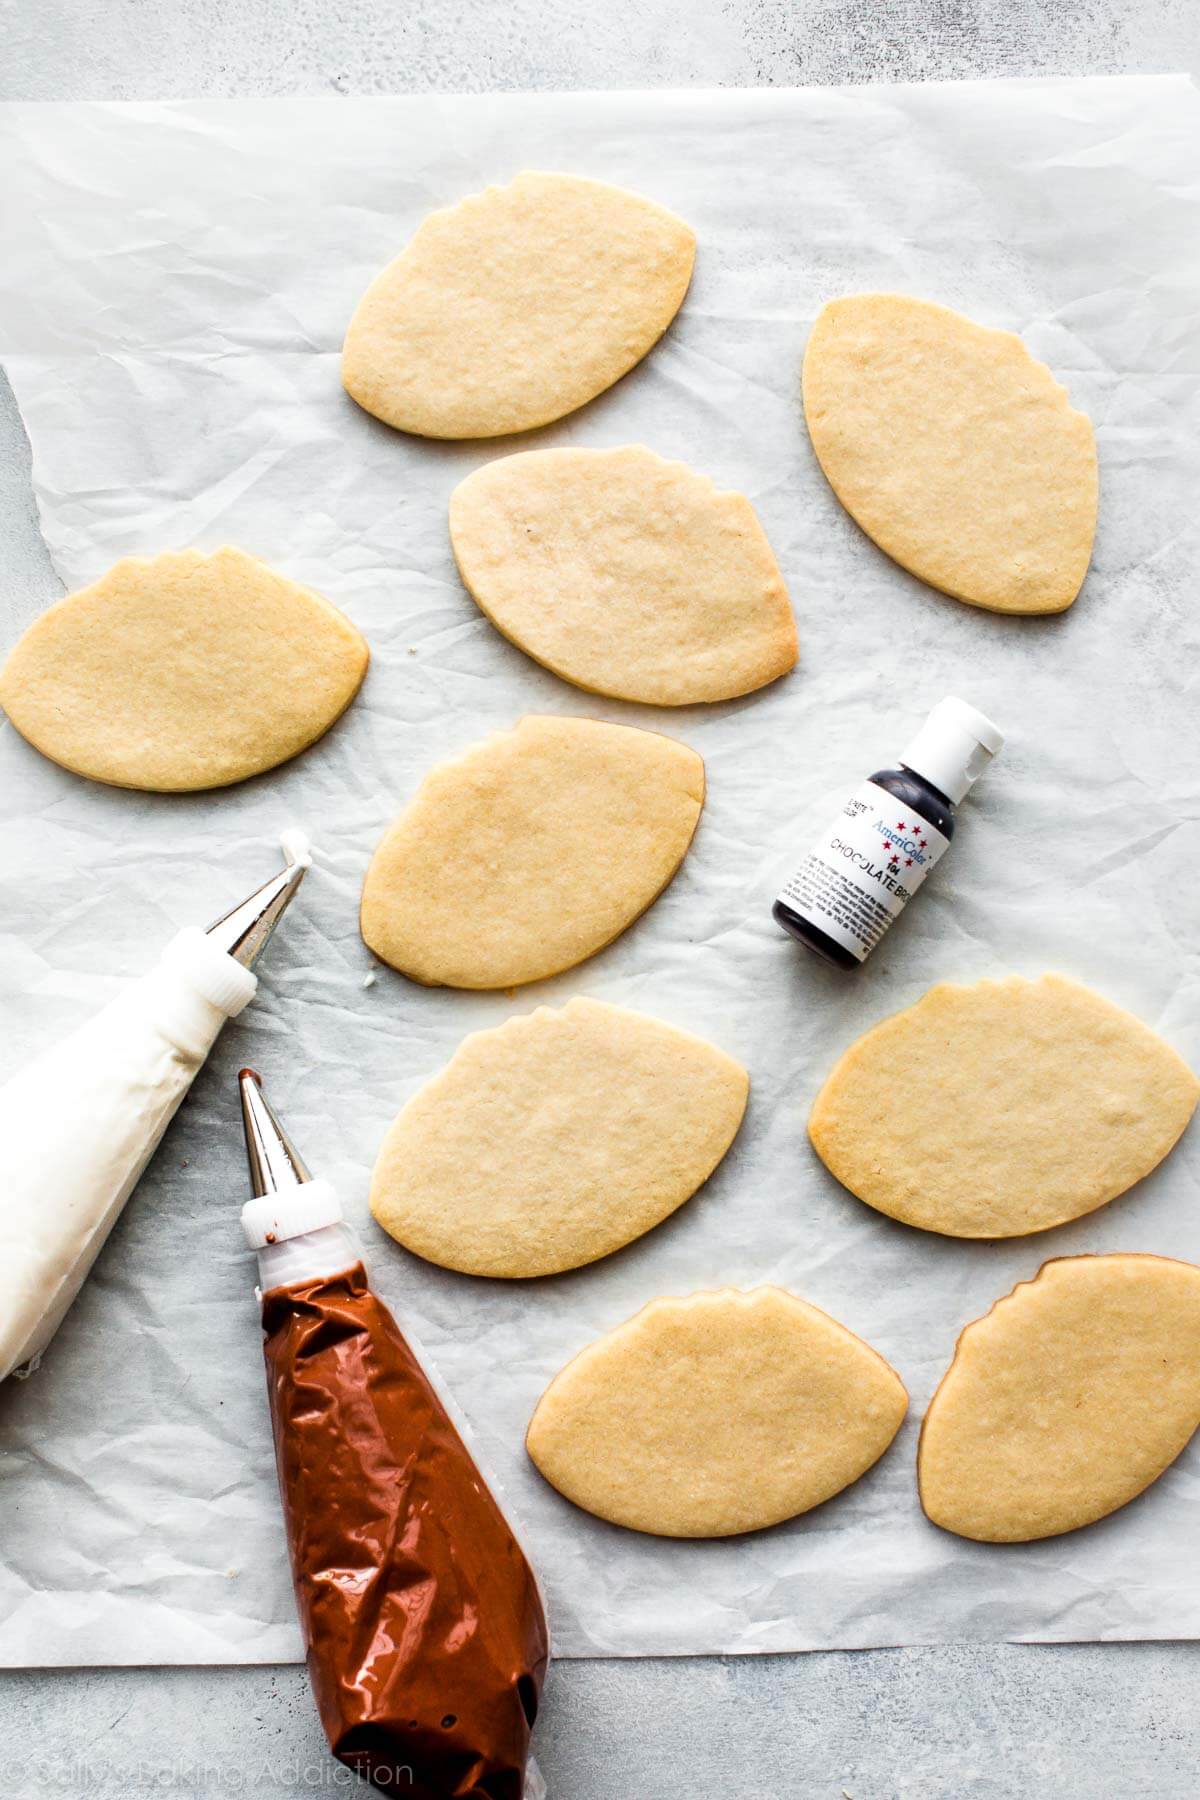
205,832,311,971
239,1068,312,1197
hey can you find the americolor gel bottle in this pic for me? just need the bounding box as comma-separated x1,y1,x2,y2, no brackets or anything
238,1070,548,1800
773,698,1003,969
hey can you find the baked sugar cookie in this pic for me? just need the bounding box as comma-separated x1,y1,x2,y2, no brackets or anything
343,173,696,438
360,715,704,989
0,548,369,792
919,1254,1200,1542
526,1287,906,1537
809,975,1198,1238
803,294,1097,613
371,998,748,1277
449,446,797,704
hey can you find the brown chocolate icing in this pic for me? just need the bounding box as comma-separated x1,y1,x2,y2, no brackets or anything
261,1262,548,1799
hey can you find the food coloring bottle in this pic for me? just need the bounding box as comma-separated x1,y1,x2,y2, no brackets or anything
773,697,1003,969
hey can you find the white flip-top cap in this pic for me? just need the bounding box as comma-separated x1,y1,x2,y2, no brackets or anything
899,697,1004,805
241,1177,344,1249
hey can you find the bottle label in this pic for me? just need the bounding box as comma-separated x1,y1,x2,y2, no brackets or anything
776,781,950,962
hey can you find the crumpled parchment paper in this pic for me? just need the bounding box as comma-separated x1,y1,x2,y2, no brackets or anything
1,79,1198,1666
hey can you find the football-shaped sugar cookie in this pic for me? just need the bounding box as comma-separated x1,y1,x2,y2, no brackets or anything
803,294,1097,613
344,173,695,438
920,1254,1200,1541
0,548,368,792
449,446,797,704
809,975,1198,1237
526,1287,906,1537
360,715,704,989
372,999,748,1276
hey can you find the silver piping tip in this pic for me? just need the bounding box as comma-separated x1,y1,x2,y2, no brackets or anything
205,836,309,971
239,1068,312,1196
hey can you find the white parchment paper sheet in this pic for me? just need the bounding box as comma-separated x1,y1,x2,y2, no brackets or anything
1,81,1198,1666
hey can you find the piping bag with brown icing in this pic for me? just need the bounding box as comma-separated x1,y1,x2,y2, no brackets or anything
0,832,310,1385
238,1069,549,1800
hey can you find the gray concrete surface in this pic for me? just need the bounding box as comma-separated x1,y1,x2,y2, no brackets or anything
2,1644,1200,1797
3,4,1200,1796
5,0,1200,97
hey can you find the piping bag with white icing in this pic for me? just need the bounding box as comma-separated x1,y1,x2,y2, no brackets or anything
0,831,311,1384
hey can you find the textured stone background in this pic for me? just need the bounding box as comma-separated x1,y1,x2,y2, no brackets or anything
5,0,1200,96
3,4,1199,1796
